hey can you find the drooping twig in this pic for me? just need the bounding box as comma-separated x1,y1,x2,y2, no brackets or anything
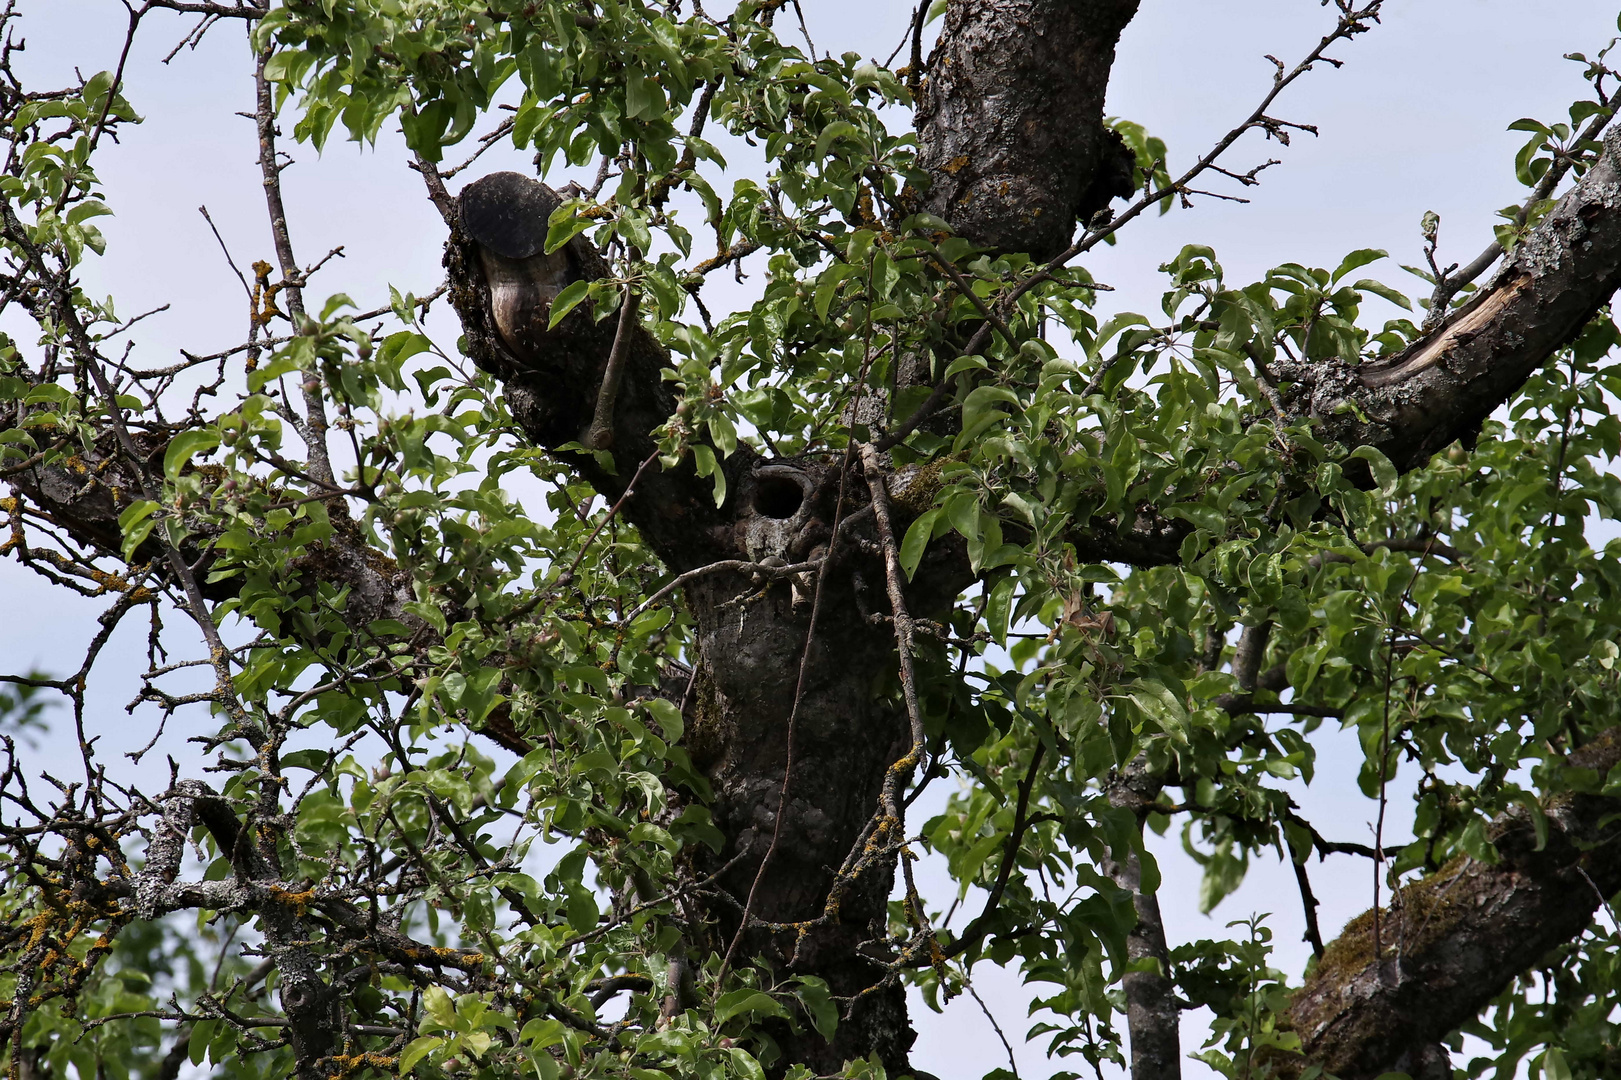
1292,855,1326,959
942,740,1045,961
966,980,1020,1079
860,441,926,823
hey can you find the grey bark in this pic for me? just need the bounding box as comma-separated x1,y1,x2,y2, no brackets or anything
1104,757,1181,1080
155,780,339,1079
915,0,1140,260
1101,624,1272,1080
1280,127,1621,474
1276,728,1621,1079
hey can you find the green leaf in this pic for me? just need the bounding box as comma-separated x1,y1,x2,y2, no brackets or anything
900,508,941,580
959,385,1019,440
65,200,113,227
814,263,856,322
730,1048,767,1080
1458,817,1500,864
163,429,221,483
872,250,900,299
1351,278,1412,310
399,1036,445,1075
566,888,599,933
794,977,838,1041
715,989,788,1026
814,120,861,161
545,207,594,254
423,986,458,1030
189,1019,218,1067
118,499,160,561
646,697,684,742
1349,445,1399,497
945,492,981,543
709,413,738,457
1197,844,1248,913
547,280,591,329
691,443,727,506
1163,502,1226,535
1331,248,1387,285
519,1018,565,1048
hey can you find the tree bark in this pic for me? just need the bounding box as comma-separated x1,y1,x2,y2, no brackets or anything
915,0,1140,260
1277,127,1621,475
1276,728,1621,1080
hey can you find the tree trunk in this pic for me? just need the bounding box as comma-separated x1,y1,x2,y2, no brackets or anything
448,172,943,1071
440,3,1153,1068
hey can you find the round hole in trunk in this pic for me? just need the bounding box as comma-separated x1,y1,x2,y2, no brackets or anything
753,473,807,519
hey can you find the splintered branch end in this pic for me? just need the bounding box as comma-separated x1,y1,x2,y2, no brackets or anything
584,284,639,451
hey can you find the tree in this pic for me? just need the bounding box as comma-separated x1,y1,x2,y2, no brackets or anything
3,1,1621,1079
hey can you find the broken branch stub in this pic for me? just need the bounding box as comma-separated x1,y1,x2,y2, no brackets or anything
446,171,744,571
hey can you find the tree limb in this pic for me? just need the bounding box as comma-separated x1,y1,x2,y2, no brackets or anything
1280,727,1621,1080
444,171,749,571
1282,127,1621,474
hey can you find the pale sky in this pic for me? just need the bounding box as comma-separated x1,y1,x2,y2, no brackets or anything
7,2,1621,1077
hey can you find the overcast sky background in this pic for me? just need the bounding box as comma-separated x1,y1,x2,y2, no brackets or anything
6,2,1621,1078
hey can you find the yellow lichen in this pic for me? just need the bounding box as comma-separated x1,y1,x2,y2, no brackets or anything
267,886,316,915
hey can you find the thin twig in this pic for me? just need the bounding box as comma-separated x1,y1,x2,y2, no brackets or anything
942,741,1045,960
860,442,926,823
967,979,1020,1079
1436,96,1620,308
198,205,253,301
252,45,332,490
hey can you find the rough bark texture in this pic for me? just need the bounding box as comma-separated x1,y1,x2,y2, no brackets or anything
447,171,943,1073
1281,127,1621,472
1279,728,1621,1079
915,0,1140,260
1104,758,1181,1080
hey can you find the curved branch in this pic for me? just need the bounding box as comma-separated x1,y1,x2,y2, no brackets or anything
1285,127,1621,473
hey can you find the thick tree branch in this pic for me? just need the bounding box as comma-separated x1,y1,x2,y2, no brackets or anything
1283,127,1621,473
444,171,749,571
915,0,1140,260
1279,727,1621,1080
